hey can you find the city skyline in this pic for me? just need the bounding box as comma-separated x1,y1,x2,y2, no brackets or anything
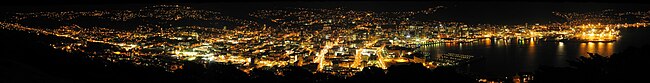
2,1,650,83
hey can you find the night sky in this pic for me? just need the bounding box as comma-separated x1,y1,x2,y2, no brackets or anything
428,1,650,24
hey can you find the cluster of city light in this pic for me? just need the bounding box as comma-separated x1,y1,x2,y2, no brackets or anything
572,24,622,42
2,5,650,79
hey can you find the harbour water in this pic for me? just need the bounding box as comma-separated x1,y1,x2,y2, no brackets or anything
418,28,650,77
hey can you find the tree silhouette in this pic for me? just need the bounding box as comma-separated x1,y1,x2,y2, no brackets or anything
281,66,314,82
533,45,650,83
385,63,433,82
350,66,386,82
606,45,649,82
568,53,608,82
430,66,476,83
197,63,250,83
533,65,580,83
250,68,279,82
313,71,341,83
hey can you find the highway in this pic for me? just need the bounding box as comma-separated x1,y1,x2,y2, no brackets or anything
316,38,339,71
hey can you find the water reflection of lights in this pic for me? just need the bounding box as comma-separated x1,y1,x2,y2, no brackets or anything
587,42,596,54
557,42,565,56
597,42,605,55
527,39,536,56
526,39,536,68
484,38,492,46
606,42,614,56
529,38,535,47
580,42,615,56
